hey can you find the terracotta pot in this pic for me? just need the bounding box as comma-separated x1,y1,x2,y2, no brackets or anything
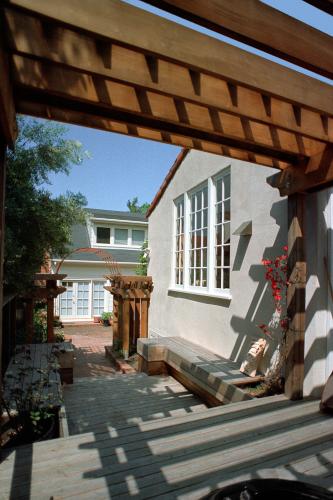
93,315,101,323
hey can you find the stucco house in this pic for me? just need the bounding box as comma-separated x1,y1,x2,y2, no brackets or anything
52,208,148,322
147,149,333,398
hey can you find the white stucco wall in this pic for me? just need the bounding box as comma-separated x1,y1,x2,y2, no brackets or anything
304,188,333,397
148,150,287,373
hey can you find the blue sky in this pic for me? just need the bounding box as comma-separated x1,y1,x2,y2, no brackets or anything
42,0,332,211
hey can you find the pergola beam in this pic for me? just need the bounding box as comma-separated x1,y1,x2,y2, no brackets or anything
15,84,305,166
267,145,333,195
6,0,333,116
145,0,333,80
5,9,332,144
0,21,17,146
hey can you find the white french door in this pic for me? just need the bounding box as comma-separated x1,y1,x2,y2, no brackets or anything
60,281,91,318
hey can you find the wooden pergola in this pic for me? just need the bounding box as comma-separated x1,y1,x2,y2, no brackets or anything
0,0,332,399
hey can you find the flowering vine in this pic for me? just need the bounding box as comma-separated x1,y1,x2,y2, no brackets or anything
258,245,288,338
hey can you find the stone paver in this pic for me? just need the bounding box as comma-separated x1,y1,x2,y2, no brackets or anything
63,323,115,378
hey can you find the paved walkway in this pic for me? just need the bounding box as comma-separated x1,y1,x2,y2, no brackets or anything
63,323,115,378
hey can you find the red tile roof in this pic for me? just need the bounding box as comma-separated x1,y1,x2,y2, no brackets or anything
146,148,189,217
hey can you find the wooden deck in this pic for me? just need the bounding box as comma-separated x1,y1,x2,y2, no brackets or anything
1,374,333,499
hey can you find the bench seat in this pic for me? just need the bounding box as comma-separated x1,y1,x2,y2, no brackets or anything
137,337,253,405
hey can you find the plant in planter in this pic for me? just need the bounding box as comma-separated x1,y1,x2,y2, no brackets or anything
1,345,61,447
101,311,113,327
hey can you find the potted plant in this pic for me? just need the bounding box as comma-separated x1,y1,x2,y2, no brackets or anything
101,311,112,327
93,314,101,324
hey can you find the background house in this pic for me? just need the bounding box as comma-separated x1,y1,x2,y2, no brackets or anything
52,208,148,322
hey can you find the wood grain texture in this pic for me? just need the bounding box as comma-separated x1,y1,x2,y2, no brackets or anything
144,0,333,80
285,194,306,400
6,0,333,115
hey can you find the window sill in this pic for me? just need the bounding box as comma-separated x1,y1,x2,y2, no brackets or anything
168,287,232,301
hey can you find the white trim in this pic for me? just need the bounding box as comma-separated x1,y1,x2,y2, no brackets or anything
52,259,138,265
91,217,147,225
168,287,232,301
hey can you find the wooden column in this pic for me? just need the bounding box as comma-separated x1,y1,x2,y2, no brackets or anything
122,298,130,359
285,193,306,400
46,279,56,342
0,141,5,377
25,298,34,343
141,299,149,338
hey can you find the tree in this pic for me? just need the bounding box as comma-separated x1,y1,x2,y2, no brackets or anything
127,196,150,214
136,240,149,276
4,117,89,292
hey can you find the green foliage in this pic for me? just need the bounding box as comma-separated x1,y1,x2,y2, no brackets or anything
136,240,149,276
127,196,150,214
101,311,113,321
33,303,47,343
5,116,89,292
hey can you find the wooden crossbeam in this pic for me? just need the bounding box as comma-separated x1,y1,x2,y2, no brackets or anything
6,0,333,116
17,97,287,168
10,52,313,166
5,9,332,144
267,145,333,195
0,20,17,146
145,0,333,80
16,83,305,166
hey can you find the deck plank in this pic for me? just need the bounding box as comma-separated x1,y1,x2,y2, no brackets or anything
1,371,332,500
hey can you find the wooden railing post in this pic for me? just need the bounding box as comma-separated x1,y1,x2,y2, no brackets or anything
285,193,306,400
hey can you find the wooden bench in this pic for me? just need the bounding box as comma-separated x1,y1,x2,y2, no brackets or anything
137,337,254,406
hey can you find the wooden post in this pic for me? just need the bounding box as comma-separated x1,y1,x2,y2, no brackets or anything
26,298,34,343
122,298,130,359
112,296,119,342
285,193,306,400
0,141,5,377
141,299,149,338
46,279,56,342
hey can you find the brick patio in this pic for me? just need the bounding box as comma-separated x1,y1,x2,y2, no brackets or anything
63,323,115,378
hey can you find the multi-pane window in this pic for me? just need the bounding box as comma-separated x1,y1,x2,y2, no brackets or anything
77,281,90,316
175,198,184,285
215,173,231,289
114,228,128,245
96,227,110,244
132,229,145,246
189,185,208,287
93,281,105,315
173,168,231,295
60,281,73,316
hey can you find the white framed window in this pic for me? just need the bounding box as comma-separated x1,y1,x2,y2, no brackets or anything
189,184,208,288
174,197,185,285
171,168,231,299
214,172,231,290
132,229,145,246
114,228,128,245
96,226,110,244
